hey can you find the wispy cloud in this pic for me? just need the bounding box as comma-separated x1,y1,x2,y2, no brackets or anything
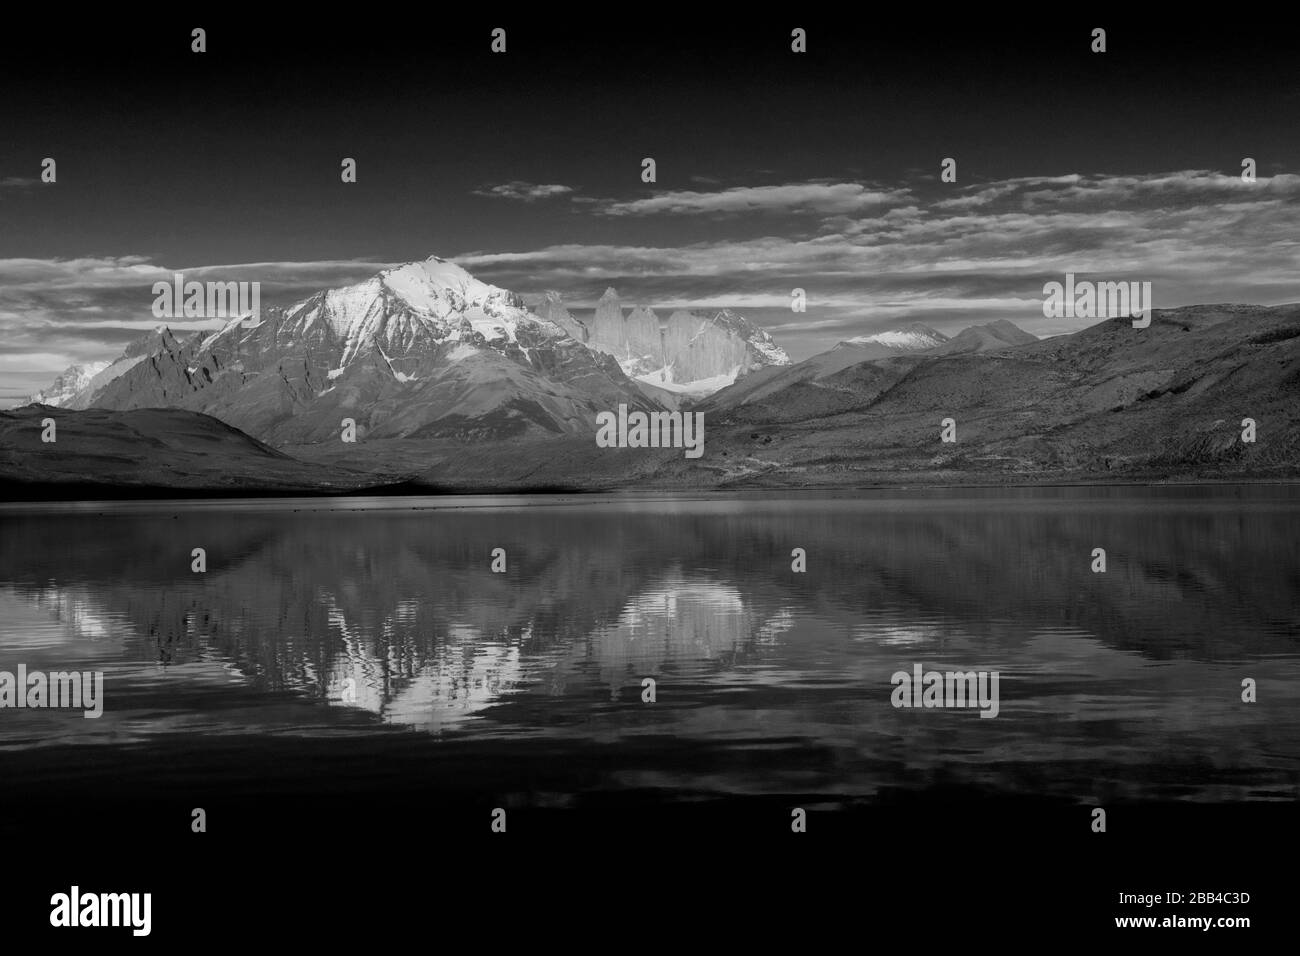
936,171,1300,211
596,182,911,216
473,181,575,202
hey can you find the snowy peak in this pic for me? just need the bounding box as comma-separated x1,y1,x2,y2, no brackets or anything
26,361,111,406
271,256,568,371
378,256,523,315
840,324,949,351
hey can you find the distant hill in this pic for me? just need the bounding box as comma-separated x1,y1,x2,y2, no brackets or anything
936,319,1039,354
697,319,1033,414
0,405,383,498
685,305,1300,486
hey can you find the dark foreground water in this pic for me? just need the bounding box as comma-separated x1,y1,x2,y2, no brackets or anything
1,485,1296,811
2,486,1296,937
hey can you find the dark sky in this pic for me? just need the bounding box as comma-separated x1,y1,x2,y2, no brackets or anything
2,14,1297,402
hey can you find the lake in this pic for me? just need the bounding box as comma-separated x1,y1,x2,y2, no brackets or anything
1,486,1297,840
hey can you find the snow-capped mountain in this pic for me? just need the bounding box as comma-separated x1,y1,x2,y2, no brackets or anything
537,287,790,397
44,257,664,444
26,362,110,406
231,257,548,374
839,323,949,351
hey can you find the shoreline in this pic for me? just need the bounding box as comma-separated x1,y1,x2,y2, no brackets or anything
2,476,1299,508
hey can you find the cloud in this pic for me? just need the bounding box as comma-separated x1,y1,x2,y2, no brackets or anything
0,256,389,291
936,170,1300,212
597,182,912,216
460,169,1300,353
473,181,575,202
3,169,1299,399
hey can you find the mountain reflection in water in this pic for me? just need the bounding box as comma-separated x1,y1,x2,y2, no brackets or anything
0,488,1296,807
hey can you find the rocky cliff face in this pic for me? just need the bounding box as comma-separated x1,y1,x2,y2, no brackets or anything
532,290,587,343
661,308,788,385
565,288,790,395
57,327,184,410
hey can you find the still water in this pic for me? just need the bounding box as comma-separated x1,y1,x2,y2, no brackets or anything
0,487,1297,811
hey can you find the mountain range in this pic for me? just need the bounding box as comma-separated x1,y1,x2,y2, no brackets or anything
4,256,1298,496
27,258,786,444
